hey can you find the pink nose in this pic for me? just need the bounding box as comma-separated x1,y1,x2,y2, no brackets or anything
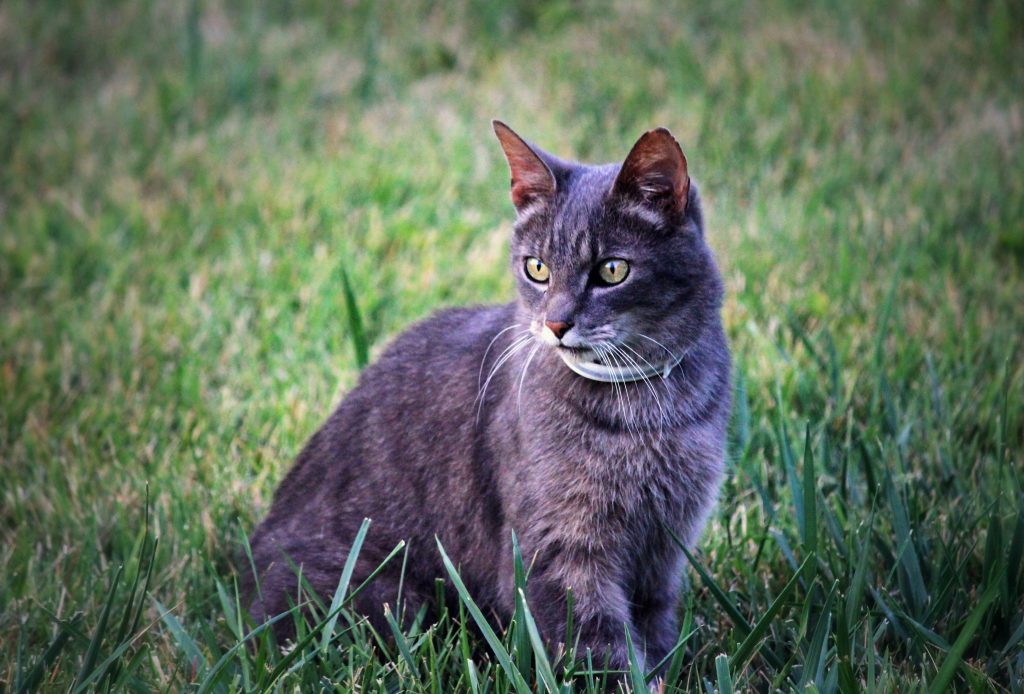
545,320,573,339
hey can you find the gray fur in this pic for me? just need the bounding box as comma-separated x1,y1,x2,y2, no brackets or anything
244,124,732,673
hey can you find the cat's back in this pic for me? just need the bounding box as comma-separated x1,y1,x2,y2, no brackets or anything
350,301,519,425
365,302,520,392
265,302,518,511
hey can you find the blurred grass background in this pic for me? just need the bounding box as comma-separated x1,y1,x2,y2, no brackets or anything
1,0,1023,690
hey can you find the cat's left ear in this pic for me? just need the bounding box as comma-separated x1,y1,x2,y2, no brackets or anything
611,127,689,217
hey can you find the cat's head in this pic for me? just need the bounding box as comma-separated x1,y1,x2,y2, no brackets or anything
493,121,723,378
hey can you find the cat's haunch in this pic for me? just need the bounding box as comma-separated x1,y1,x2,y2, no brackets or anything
244,122,732,675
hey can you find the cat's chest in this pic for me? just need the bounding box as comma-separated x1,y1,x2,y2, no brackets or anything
520,409,691,514
580,425,685,495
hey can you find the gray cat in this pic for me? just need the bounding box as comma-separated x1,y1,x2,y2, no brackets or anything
245,121,732,673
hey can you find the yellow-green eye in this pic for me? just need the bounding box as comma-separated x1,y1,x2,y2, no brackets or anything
524,257,550,282
597,259,629,285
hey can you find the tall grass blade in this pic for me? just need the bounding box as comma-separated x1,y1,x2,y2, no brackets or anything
731,555,813,672
338,263,369,369
1005,508,1024,613
624,626,647,694
73,564,123,688
155,600,206,679
347,539,406,604
518,588,559,692
675,537,751,638
385,603,422,683
261,603,359,689
511,532,533,676
802,424,818,559
648,627,698,684
436,538,531,694
663,595,695,685
674,529,787,671
798,581,836,689
883,470,926,615
319,517,371,651
928,581,1000,694
715,653,734,694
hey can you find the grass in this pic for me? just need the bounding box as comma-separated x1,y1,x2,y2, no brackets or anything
1,0,1023,690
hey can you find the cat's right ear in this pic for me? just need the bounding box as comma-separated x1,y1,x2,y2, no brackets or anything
492,120,557,214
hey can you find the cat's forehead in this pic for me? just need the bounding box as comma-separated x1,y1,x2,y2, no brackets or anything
558,164,618,223
519,164,622,262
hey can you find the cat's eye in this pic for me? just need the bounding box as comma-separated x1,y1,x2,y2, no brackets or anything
597,259,629,285
524,257,550,283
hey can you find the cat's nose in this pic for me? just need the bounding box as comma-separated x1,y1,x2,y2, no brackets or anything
544,320,573,340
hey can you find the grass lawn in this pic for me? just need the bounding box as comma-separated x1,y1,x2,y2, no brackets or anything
2,0,1023,690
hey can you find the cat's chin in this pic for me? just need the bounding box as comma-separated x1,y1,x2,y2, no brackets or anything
555,345,601,364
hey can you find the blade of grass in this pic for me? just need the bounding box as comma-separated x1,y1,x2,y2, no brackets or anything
15,615,82,694
715,653,733,694
347,539,406,604
663,593,696,686
155,600,206,679
518,587,560,693
834,588,857,694
798,581,836,689
338,263,369,369
731,555,813,672
257,603,358,690
674,535,751,638
385,603,422,683
928,581,1000,694
674,529,788,673
436,537,531,694
846,508,875,624
511,532,533,677
801,424,818,560
883,469,927,616
648,628,698,684
624,626,647,694
319,518,371,651
73,564,124,687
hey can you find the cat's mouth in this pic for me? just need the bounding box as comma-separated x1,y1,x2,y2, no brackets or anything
555,343,682,383
561,345,622,370
556,345,607,365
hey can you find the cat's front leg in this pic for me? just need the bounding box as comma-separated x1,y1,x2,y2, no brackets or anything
631,544,687,672
631,586,679,672
522,546,643,674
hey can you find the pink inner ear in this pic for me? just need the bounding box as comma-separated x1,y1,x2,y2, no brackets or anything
508,153,555,207
615,129,689,212
494,122,556,208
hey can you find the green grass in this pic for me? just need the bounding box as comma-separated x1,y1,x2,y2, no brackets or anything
2,0,1023,690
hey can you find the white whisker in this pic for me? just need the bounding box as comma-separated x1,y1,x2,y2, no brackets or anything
612,343,667,435
479,334,531,397
636,333,682,365
478,324,524,390
609,348,641,445
516,342,541,416
476,334,533,426
597,343,639,446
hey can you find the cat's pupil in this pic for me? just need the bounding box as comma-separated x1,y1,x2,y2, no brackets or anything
597,259,629,285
